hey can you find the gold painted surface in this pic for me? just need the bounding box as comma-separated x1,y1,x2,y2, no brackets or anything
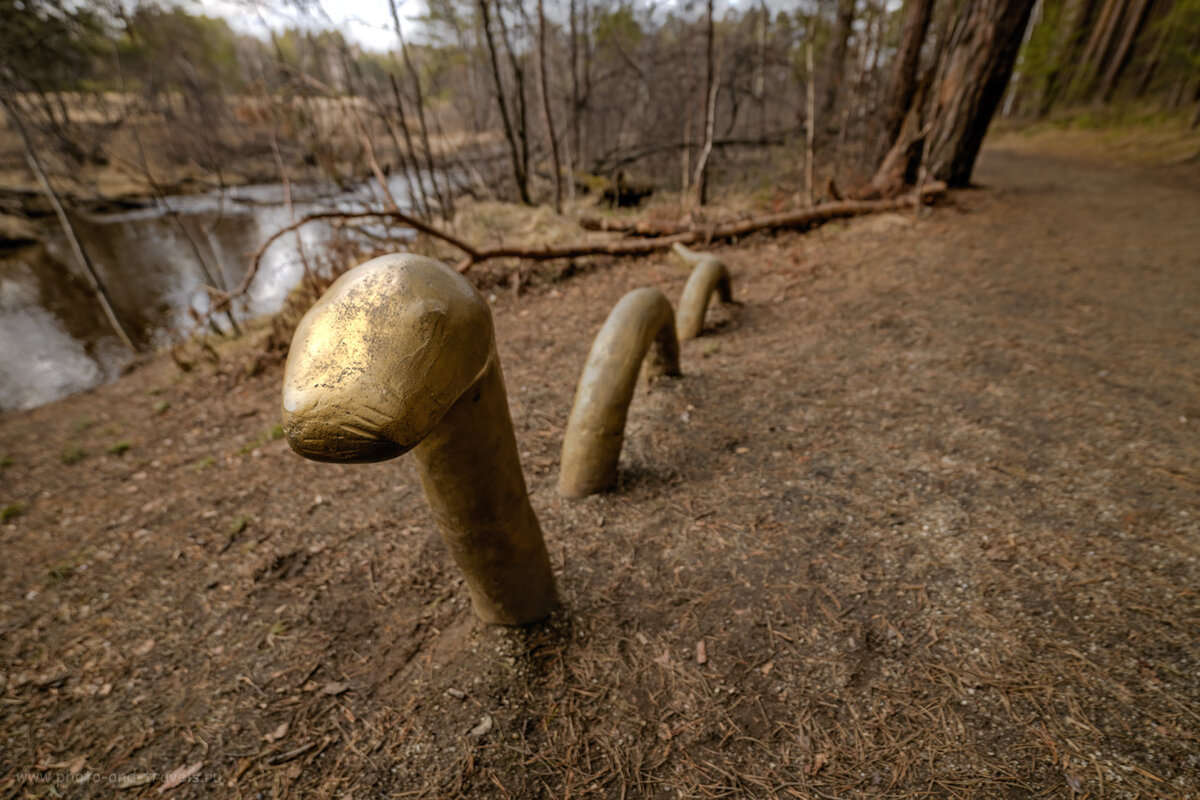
282,253,557,625
672,244,734,340
558,287,682,498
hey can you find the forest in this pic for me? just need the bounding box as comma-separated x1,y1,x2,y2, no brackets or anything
1,1,1199,798
4,0,1197,212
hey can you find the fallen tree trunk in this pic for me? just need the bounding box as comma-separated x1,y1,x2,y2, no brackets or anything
575,182,946,239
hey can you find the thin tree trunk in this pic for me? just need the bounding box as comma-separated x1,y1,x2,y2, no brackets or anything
693,79,720,206
1133,0,1170,97
756,0,768,140
478,0,532,204
1,95,136,352
496,5,531,204
1096,0,1154,102
806,41,816,206
821,0,858,119
1038,0,1100,115
1074,0,1128,97
1003,0,1042,118
694,0,717,206
569,0,582,164
389,72,433,220
924,0,1039,187
536,0,564,213
389,0,451,216
879,0,935,161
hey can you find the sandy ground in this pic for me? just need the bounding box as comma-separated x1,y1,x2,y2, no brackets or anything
1,141,1198,799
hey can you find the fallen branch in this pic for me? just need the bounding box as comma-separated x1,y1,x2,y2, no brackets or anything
208,209,479,314
211,181,947,315
574,182,948,240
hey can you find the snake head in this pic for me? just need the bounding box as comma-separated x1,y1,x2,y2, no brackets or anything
282,254,493,463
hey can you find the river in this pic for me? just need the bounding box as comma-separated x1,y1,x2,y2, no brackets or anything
0,174,439,411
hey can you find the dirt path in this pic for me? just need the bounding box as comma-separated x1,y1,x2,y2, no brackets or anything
1,144,1197,799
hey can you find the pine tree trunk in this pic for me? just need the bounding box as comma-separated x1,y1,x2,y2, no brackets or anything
1096,0,1154,102
924,0,1038,187
1038,0,1101,116
877,0,934,161
1074,0,1128,97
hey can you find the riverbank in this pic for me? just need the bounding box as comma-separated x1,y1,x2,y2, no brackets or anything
2,139,1198,798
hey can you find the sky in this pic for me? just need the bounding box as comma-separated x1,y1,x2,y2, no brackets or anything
194,0,420,51
192,0,772,53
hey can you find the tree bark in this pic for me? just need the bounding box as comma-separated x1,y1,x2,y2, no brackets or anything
806,41,816,206
1096,0,1154,102
536,0,564,213
820,0,857,119
694,0,717,206
924,0,1038,187
1074,0,1128,97
477,0,532,204
1036,0,1100,115
496,4,531,204
878,0,934,161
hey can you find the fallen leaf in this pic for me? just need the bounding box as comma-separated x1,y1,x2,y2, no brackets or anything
810,752,829,775
760,661,774,676
133,639,155,657
158,761,203,793
321,681,350,696
695,640,708,665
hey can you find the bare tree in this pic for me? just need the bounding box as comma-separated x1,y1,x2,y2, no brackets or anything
536,0,564,212
478,0,532,203
693,0,718,206
0,95,136,352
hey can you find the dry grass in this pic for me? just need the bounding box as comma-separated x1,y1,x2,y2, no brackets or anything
1,145,1198,799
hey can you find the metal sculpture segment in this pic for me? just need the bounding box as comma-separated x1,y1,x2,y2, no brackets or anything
558,287,682,498
282,253,557,625
672,243,734,341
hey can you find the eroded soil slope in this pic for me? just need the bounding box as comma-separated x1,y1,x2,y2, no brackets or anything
1,145,1198,799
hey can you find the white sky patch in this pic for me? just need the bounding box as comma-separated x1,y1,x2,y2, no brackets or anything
192,0,420,51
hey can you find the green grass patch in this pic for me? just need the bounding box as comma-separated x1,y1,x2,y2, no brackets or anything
60,442,87,464
152,400,171,415
1,501,26,522
45,551,88,583
0,456,12,468
106,440,132,456
229,514,252,536
194,456,216,472
239,423,286,455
